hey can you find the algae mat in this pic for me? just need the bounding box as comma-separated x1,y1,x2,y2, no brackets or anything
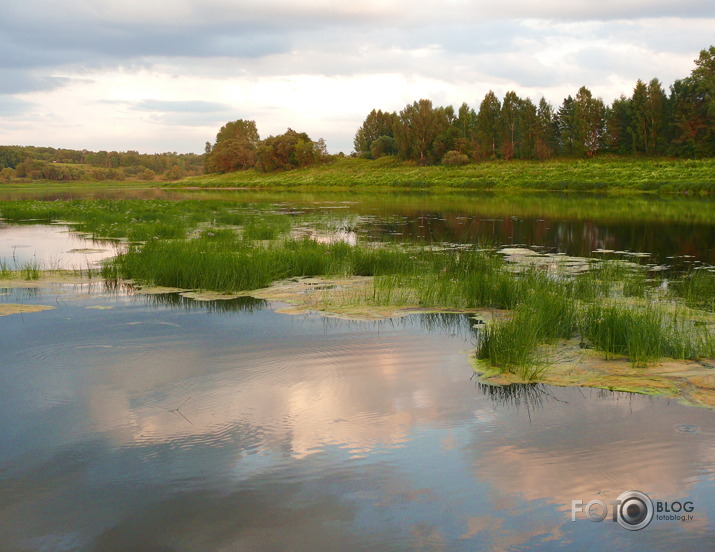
0,303,54,316
475,339,715,410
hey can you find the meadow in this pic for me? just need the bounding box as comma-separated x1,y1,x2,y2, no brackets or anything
179,156,715,193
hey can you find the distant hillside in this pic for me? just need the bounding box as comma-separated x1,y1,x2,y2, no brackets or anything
0,146,204,182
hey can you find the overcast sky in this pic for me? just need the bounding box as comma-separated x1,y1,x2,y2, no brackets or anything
1,1,713,154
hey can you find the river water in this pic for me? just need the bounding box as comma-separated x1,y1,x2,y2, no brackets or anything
0,191,714,550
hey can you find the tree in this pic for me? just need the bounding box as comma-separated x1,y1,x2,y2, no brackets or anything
668,46,715,157
205,119,260,173
499,91,520,160
606,95,633,154
572,86,606,157
476,91,501,159
557,96,577,155
354,109,397,155
393,99,449,164
535,97,557,159
254,128,323,172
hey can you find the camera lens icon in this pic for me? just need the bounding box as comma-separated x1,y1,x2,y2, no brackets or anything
616,490,653,531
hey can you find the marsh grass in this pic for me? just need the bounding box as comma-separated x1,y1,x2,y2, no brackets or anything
475,291,578,379
21,260,41,280
0,260,11,279
580,303,712,365
670,270,715,312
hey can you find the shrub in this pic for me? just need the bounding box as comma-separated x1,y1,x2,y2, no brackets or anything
442,150,470,166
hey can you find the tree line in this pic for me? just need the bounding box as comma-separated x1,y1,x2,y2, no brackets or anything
354,46,715,164
0,146,204,181
203,121,329,174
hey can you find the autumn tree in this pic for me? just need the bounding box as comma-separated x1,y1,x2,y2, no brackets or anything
669,46,715,157
205,119,260,173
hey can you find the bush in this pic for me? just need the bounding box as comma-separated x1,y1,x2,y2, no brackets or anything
442,150,470,166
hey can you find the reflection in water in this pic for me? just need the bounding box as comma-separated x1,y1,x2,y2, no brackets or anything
0,224,119,269
475,382,556,412
141,292,269,314
0,288,714,550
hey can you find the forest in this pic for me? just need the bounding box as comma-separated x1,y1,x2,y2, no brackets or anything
1,45,713,181
353,46,715,164
0,146,204,182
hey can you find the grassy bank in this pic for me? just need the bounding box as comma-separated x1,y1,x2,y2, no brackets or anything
178,157,715,193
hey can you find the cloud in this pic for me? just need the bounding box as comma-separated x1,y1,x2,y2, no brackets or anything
0,96,33,117
132,99,232,113
0,0,713,153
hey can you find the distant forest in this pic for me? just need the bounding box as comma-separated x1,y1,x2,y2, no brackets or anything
1,45,713,181
353,45,715,164
0,147,204,182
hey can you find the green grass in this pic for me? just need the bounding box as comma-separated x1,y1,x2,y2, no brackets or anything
177,156,715,193
20,260,41,280
670,269,715,312
0,260,11,278
581,303,713,365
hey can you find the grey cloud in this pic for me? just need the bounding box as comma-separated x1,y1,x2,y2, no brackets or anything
0,96,34,117
0,69,70,94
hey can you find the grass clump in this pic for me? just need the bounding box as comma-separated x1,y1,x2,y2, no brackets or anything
476,291,578,380
580,303,712,365
0,260,11,279
21,260,41,280
670,269,715,312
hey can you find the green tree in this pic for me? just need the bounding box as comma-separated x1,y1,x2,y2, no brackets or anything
557,96,578,155
354,109,397,155
573,86,606,157
393,99,449,164
500,91,520,160
476,91,501,159
535,97,557,159
254,129,321,172
606,95,633,154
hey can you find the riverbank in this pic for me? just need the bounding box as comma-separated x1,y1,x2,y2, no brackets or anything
176,157,715,193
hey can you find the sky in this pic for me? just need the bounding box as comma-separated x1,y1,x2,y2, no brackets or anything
1,1,714,155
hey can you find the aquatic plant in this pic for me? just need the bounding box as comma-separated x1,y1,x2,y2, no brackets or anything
580,303,712,365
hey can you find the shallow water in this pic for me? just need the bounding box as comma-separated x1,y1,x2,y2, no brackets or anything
0,223,117,269
1,285,714,550
1,191,714,550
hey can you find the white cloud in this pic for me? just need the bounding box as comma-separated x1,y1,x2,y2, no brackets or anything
0,0,713,153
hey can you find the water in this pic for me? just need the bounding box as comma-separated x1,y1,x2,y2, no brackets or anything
1,191,714,550
0,223,118,269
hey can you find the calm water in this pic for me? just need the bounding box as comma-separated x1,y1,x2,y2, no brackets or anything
1,191,714,550
0,223,118,269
